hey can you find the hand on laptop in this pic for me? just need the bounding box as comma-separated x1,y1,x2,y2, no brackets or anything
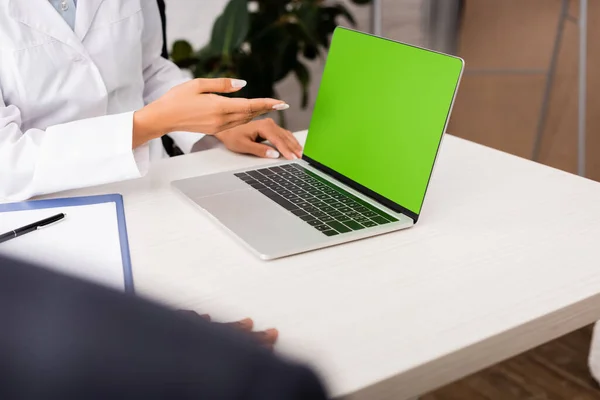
215,118,303,160
177,310,279,349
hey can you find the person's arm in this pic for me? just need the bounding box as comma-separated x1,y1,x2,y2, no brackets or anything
140,1,202,154
0,90,149,202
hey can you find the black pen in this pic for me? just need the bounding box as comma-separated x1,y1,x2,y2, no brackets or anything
0,213,66,244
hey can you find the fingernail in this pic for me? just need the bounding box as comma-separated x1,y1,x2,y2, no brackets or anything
231,79,247,88
292,154,298,160
266,149,280,159
272,103,290,111
237,318,254,329
265,328,279,337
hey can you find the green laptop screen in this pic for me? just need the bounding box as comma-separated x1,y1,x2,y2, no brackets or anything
303,28,463,216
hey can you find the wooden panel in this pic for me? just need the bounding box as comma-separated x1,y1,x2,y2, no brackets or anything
448,0,600,180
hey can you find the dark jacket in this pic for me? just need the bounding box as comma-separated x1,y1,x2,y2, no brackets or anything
0,255,327,399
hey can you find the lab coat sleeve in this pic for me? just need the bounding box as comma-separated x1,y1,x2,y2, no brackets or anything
141,1,204,154
0,93,148,201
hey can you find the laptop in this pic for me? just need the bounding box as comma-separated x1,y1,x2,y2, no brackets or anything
172,27,464,260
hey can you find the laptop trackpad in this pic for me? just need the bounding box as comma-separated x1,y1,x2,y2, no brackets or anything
196,189,323,256
174,172,248,199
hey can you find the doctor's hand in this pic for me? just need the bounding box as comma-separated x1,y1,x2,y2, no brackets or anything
132,78,289,148
215,118,303,160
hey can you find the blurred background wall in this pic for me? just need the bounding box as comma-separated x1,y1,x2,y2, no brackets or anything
164,0,599,180
448,1,600,182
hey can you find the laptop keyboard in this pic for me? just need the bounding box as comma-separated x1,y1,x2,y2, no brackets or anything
234,164,398,237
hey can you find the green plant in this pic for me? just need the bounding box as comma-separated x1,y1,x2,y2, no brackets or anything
170,0,372,126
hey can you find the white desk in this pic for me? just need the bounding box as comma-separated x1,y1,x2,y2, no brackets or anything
51,132,600,399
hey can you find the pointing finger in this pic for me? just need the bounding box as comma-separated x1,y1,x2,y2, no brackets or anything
191,78,248,94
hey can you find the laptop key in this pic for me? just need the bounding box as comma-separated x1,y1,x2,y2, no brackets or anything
306,219,322,226
321,206,335,213
291,209,308,217
372,216,391,225
322,229,339,236
362,221,377,227
307,189,321,195
250,183,266,190
316,194,330,200
235,173,252,180
320,216,336,223
329,211,343,217
311,211,328,219
338,206,353,213
257,168,275,175
323,198,337,204
346,211,360,218
327,221,351,233
273,187,289,194
343,220,365,230
314,224,330,232
304,206,318,214
355,206,370,213
297,202,311,209
247,171,264,179
282,193,299,200
355,216,370,223
289,197,305,204
362,210,378,218
299,214,315,221
298,193,313,200
258,188,298,211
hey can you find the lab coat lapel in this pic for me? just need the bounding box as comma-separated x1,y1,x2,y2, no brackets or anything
74,0,106,42
7,0,84,52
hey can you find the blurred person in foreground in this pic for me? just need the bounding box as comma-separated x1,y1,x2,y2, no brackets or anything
0,254,327,400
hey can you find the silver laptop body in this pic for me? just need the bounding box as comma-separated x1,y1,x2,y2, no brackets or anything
172,28,463,260
172,159,415,260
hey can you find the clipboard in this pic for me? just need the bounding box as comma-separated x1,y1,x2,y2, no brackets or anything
0,194,134,293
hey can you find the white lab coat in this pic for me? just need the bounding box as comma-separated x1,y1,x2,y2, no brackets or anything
0,0,202,201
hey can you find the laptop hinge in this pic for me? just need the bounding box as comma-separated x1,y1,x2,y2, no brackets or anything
300,155,419,223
